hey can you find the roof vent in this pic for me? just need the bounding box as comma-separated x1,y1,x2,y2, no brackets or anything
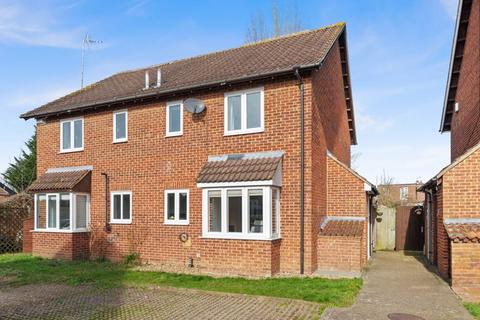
155,68,161,88
144,70,150,90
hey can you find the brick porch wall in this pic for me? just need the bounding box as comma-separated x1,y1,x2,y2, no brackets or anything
317,235,362,272
32,232,90,260
22,218,34,253
451,242,480,301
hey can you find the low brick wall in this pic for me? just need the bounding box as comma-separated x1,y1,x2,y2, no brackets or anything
32,231,90,260
22,218,34,253
317,235,362,273
451,242,480,301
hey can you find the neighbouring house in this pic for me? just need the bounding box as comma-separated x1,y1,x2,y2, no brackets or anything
378,183,424,207
0,181,15,201
419,0,480,301
21,22,378,276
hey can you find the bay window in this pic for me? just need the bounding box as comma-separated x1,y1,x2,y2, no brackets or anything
34,193,89,232
202,186,280,240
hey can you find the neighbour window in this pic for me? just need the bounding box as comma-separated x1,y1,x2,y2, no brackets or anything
60,118,83,152
111,191,132,224
164,189,189,225
400,187,408,201
224,88,264,135
166,101,183,136
34,193,89,231
113,110,128,143
202,186,280,240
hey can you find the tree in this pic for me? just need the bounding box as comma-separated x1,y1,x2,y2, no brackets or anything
245,0,303,43
2,135,36,193
376,171,398,208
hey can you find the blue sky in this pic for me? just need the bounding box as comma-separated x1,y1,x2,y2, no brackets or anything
0,0,458,184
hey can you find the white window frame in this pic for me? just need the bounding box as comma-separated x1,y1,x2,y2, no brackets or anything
201,186,280,240
113,110,128,143
400,187,409,201
60,117,84,153
110,191,132,224
224,87,264,136
166,101,183,137
164,189,189,225
33,192,90,233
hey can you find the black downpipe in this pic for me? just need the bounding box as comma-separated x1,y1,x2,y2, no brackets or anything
294,67,305,275
101,173,111,233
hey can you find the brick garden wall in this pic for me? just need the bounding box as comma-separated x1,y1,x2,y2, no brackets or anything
451,242,480,301
22,218,34,253
317,235,362,272
450,0,480,161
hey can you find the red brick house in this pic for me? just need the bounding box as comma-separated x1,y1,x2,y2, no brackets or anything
419,0,480,301
21,23,377,276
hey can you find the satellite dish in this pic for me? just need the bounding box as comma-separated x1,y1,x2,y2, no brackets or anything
184,98,206,114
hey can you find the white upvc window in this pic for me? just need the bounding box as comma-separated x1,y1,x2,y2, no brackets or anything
164,189,189,225
166,101,183,137
400,187,409,201
224,87,264,136
111,191,132,224
113,110,128,143
201,186,280,240
34,192,89,232
60,118,84,152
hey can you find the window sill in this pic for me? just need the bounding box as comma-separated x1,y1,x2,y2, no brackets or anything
113,139,128,144
165,132,183,138
201,234,281,241
33,229,90,233
110,221,132,225
164,221,189,226
59,148,84,154
224,128,264,137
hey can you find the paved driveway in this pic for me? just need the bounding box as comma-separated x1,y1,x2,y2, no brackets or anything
322,251,473,320
0,283,322,319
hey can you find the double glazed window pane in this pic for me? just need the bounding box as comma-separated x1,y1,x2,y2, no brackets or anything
113,195,122,220
62,122,71,150
208,191,222,232
228,190,242,233
168,105,181,133
36,194,46,229
248,189,263,233
167,193,175,220
227,95,241,131
59,194,70,230
76,195,88,229
122,195,130,219
115,112,127,140
246,92,261,129
179,193,187,220
47,195,57,228
73,120,83,148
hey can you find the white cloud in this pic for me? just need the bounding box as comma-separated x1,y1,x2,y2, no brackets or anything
123,0,151,16
0,1,84,48
439,0,459,20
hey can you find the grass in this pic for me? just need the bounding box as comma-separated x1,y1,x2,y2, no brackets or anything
0,253,361,309
465,302,480,319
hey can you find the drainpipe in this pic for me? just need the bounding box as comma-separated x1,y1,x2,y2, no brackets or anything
101,172,111,233
294,67,305,275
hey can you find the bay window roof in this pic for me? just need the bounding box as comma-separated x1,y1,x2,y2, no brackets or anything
28,167,92,193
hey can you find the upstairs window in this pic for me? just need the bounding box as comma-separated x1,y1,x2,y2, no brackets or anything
224,88,264,135
166,101,183,137
111,191,132,224
400,187,409,201
60,118,83,152
113,110,128,143
164,189,189,225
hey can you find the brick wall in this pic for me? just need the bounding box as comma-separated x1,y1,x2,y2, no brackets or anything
451,242,480,301
33,38,353,276
32,232,89,260
22,218,34,253
317,235,362,272
451,0,480,160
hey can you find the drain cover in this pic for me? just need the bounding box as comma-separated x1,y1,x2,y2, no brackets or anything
387,313,425,320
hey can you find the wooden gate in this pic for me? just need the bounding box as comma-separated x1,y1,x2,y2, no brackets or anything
375,206,396,250
395,206,424,251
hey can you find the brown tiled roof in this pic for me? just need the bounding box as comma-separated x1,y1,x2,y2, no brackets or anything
28,170,91,193
197,156,282,183
445,223,480,243
21,23,345,120
320,219,363,237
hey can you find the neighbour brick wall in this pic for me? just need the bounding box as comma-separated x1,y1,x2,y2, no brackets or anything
451,242,480,301
436,183,450,279
32,232,89,260
317,235,362,272
22,218,34,253
33,38,354,276
451,0,480,161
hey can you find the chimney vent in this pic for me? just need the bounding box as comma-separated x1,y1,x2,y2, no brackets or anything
144,70,150,90
156,68,161,87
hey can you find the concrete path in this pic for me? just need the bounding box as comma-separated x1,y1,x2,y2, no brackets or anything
322,251,473,320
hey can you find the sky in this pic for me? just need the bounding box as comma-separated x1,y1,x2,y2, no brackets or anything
0,0,459,184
